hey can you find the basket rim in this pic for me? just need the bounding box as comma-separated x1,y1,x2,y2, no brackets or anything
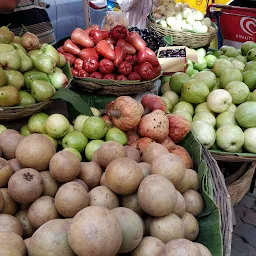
73,71,163,87
147,13,218,36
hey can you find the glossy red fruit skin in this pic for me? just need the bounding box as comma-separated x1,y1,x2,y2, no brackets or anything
84,24,100,35
111,25,128,41
63,39,81,56
113,45,126,66
62,53,75,65
90,72,103,79
57,46,65,54
118,61,132,76
137,50,159,67
71,28,94,48
138,62,156,81
83,57,99,73
79,48,99,61
103,73,116,80
89,30,110,44
78,69,89,78
95,40,115,60
116,39,136,55
99,59,115,74
71,68,79,76
126,31,146,51
116,74,128,80
74,58,84,70
128,72,142,81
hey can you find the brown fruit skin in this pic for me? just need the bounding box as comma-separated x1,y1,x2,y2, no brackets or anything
97,141,126,168
183,190,204,217
68,206,122,256
182,212,199,241
162,238,202,256
40,171,60,197
124,146,140,162
138,174,177,217
89,186,119,210
73,179,89,192
8,168,44,204
55,181,89,218
138,162,151,178
28,219,75,256
105,157,144,195
79,162,103,190
0,188,18,215
176,169,199,194
170,145,193,169
15,209,35,239
0,129,23,160
150,213,185,243
8,158,22,172
131,236,165,256
121,192,144,216
173,191,186,218
161,136,176,152
142,142,169,164
126,129,140,146
100,172,107,186
0,231,27,256
194,242,212,256
167,114,191,144
49,151,80,182
111,207,144,253
0,190,3,212
0,158,13,188
16,134,56,171
151,153,186,187
0,213,23,236
24,237,31,250
28,196,60,229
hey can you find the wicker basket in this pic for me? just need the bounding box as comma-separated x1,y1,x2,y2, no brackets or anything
0,63,73,122
146,14,217,48
227,162,256,206
71,72,162,96
203,147,233,256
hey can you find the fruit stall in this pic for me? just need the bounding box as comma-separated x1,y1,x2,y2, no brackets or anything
3,1,256,255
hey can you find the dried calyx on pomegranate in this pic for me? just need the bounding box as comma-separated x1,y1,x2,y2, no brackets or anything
107,96,144,131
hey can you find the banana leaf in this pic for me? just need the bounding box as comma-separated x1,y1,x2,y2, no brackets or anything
181,132,223,256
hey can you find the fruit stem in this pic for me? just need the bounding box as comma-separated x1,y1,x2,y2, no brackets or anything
21,24,28,32
108,110,121,118
100,109,107,115
19,27,24,37
7,23,11,27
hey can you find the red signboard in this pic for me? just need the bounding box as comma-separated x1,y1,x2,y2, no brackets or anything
220,9,256,46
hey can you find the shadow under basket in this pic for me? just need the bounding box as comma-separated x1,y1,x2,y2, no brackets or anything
226,162,256,206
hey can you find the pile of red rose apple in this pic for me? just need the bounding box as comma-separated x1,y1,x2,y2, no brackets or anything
57,25,161,81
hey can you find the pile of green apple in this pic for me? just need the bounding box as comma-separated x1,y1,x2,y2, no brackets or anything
160,41,256,154
0,26,68,108
0,108,128,161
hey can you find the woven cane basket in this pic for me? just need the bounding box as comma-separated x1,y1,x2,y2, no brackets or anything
227,162,256,206
146,14,217,48
71,72,162,96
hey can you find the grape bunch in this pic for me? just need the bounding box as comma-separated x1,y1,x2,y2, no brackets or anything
128,27,166,53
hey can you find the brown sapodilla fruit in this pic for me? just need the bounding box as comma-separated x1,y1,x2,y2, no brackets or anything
40,171,60,197
15,209,35,239
8,168,44,204
49,151,80,182
0,188,18,215
16,134,56,171
8,159,22,173
0,213,23,236
55,181,89,217
96,141,126,168
124,146,140,162
105,157,143,195
0,129,23,160
142,142,169,164
78,162,103,190
28,219,75,256
28,196,60,229
68,206,122,256
0,158,13,188
170,145,193,169
0,189,4,212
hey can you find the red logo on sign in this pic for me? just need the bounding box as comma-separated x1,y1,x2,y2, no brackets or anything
240,17,256,36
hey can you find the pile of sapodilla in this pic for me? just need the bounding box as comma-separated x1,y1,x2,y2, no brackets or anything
0,130,211,256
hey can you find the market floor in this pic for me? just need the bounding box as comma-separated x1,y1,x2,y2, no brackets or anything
231,183,256,255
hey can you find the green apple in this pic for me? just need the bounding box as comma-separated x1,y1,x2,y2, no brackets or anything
20,124,31,136
105,127,128,145
45,114,70,138
73,114,90,132
63,148,82,161
28,112,49,133
85,140,104,161
83,117,108,140
62,131,88,152
0,124,7,134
